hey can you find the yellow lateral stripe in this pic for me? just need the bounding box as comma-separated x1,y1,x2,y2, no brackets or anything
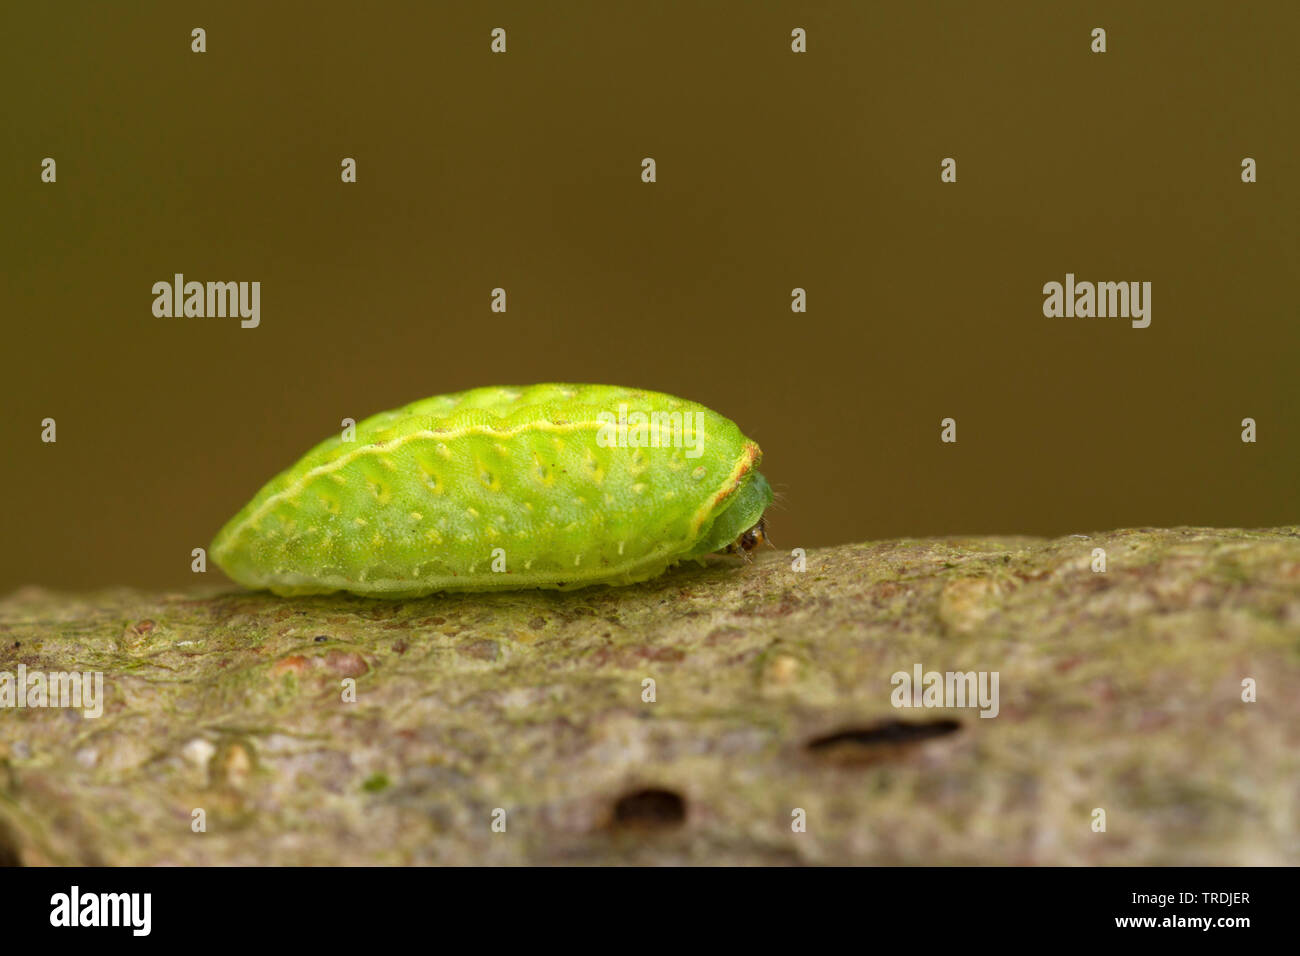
220,418,746,554
689,442,759,534
224,420,604,547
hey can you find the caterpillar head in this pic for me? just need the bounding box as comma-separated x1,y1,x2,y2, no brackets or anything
725,515,769,561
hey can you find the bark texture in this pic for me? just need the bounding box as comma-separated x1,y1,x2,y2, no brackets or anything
1,526,1298,865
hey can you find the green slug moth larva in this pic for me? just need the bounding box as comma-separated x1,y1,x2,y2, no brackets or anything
211,383,773,597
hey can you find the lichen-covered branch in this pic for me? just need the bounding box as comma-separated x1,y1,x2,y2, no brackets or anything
1,526,1298,865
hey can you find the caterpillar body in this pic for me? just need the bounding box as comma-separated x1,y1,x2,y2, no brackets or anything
210,383,773,597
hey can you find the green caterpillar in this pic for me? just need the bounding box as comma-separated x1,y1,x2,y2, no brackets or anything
211,384,773,597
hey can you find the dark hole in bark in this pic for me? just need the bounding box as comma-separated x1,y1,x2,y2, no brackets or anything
806,719,961,764
808,719,961,750
612,788,686,828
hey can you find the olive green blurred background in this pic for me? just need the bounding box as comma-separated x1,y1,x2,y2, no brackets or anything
3,1,1296,590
